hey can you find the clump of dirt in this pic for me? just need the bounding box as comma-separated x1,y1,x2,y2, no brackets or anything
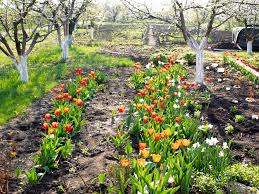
0,66,135,193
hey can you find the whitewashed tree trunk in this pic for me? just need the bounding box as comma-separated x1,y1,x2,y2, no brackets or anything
247,40,253,55
67,34,73,47
16,55,29,82
89,27,94,40
61,36,69,60
195,49,204,83
187,37,207,84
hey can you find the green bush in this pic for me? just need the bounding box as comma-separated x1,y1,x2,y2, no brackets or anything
184,53,196,66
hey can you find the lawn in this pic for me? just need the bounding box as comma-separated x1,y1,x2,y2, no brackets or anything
0,45,133,125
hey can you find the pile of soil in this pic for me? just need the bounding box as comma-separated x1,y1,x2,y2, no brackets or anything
0,66,135,193
210,42,239,50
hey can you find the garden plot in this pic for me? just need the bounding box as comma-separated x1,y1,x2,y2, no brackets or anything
0,66,134,193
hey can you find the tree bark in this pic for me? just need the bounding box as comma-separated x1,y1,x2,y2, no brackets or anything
61,36,69,60
67,34,73,46
247,40,253,54
195,49,204,84
16,55,29,82
89,27,94,40
55,24,62,46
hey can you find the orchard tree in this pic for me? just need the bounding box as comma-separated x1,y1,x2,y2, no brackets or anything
104,2,123,22
0,0,53,82
43,0,91,60
124,0,234,84
234,0,259,54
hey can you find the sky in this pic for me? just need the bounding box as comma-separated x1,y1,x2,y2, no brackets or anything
97,0,210,11
97,0,170,10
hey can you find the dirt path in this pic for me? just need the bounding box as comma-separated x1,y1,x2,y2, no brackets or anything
0,66,134,193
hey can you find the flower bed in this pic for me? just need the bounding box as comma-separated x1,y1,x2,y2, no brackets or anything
106,54,259,193
223,54,259,84
224,52,259,72
25,68,104,184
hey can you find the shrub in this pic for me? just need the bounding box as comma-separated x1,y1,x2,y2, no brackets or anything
184,53,196,66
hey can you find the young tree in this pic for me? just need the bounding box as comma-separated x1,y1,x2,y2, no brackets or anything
0,0,53,82
234,0,259,54
124,0,234,84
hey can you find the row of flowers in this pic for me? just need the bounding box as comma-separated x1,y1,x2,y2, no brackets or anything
224,51,258,71
25,68,100,184
223,53,259,84
108,53,232,193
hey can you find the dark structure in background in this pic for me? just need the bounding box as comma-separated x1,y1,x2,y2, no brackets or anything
232,26,259,51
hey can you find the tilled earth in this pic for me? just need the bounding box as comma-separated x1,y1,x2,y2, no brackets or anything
0,66,135,193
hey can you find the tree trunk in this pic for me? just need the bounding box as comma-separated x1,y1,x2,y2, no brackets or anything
187,37,207,84
89,27,94,40
61,36,69,60
247,40,253,55
16,55,29,82
56,27,62,46
195,49,204,84
67,34,73,47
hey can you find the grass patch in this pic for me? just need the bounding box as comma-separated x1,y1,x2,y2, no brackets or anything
0,45,133,125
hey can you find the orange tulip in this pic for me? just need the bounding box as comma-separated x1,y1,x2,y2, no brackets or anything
140,149,149,159
120,158,130,167
118,105,125,113
138,142,146,150
153,133,161,141
64,107,70,113
137,158,146,167
75,99,84,107
172,142,180,151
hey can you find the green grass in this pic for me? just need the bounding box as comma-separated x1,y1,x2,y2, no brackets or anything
0,45,133,125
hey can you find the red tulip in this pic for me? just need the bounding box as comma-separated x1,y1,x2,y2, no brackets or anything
80,78,88,86
42,123,49,130
44,113,51,121
54,109,61,117
143,116,149,123
52,122,59,128
63,93,69,99
75,68,83,76
151,112,157,119
155,116,164,123
65,123,73,133
175,116,181,124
